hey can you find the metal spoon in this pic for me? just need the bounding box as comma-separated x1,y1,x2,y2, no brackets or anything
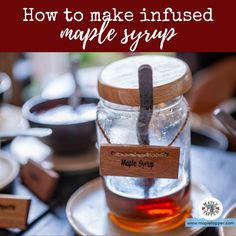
213,108,236,137
0,128,52,141
69,54,82,110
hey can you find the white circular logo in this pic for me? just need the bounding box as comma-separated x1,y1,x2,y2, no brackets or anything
199,197,223,220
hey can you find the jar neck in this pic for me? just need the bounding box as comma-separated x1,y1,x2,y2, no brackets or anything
100,96,184,112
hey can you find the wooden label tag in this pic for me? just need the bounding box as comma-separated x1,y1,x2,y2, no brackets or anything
100,144,180,179
0,194,31,229
21,160,59,202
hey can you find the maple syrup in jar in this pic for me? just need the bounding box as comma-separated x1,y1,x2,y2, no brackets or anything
97,56,192,232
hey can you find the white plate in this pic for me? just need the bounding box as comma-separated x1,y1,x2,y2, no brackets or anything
10,137,98,174
0,104,28,132
0,151,19,190
66,178,211,236
218,204,236,236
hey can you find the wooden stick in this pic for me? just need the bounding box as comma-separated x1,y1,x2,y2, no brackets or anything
137,65,155,197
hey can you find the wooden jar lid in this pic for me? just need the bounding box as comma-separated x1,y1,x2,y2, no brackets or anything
98,55,192,106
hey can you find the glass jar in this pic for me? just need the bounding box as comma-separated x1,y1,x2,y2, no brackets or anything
96,55,192,233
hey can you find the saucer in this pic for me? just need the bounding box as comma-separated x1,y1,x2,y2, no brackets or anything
10,137,98,175
0,151,19,192
66,178,211,236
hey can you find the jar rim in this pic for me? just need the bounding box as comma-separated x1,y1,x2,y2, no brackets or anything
99,96,185,113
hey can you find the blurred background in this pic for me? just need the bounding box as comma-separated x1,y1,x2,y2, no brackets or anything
0,52,236,151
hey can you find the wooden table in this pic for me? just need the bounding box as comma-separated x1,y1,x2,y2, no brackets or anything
1,145,236,236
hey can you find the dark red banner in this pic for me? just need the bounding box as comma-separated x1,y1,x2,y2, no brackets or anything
0,0,235,52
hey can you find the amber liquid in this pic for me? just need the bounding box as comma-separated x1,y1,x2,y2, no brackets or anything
104,183,191,233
